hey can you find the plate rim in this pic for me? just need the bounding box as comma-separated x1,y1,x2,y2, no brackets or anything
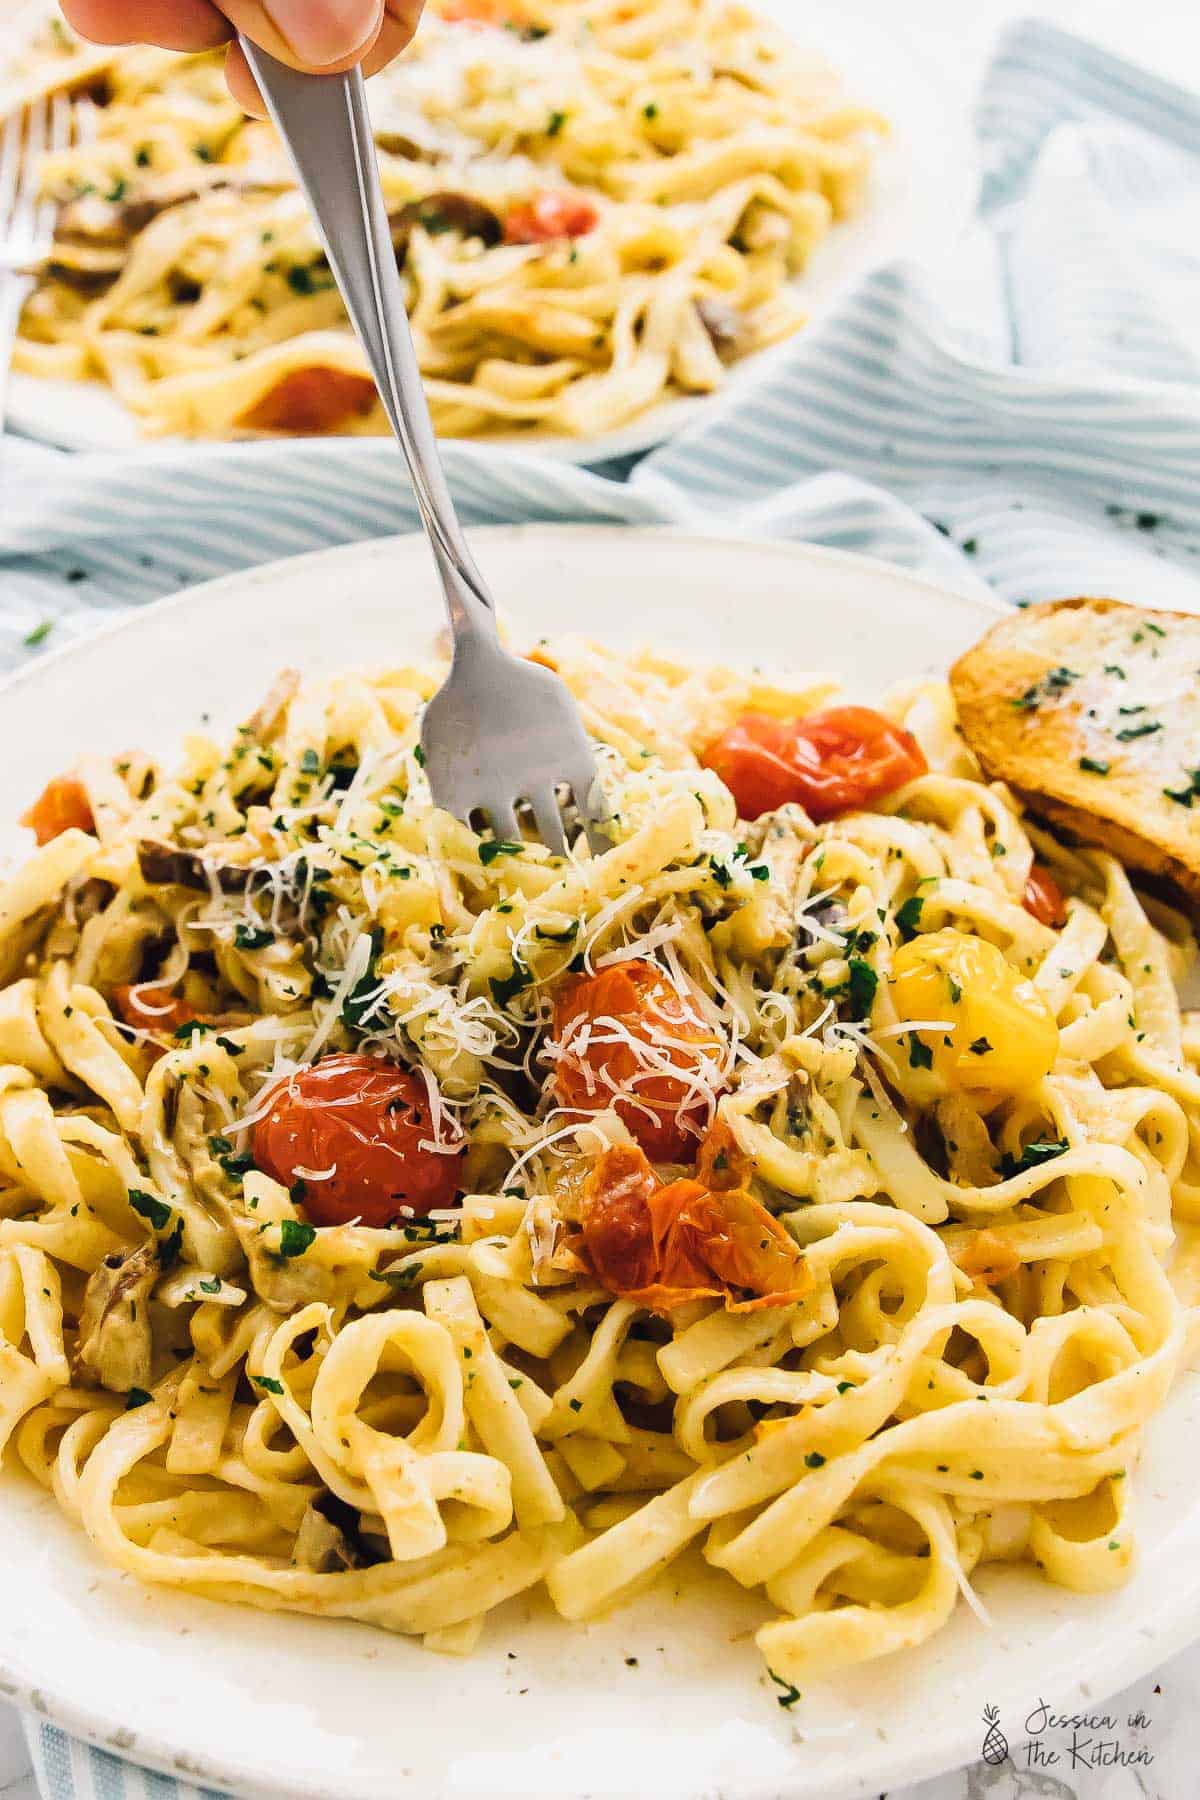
8,528,1199,1800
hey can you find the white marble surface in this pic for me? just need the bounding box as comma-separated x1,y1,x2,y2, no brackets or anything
2,0,1200,1796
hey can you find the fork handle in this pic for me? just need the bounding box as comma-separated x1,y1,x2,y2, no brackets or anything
239,41,497,644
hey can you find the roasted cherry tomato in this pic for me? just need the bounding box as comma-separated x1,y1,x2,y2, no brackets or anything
243,367,377,434
252,1053,463,1226
551,960,726,1162
701,705,927,822
21,775,95,846
1023,864,1068,929
578,1142,809,1315
113,982,199,1033
504,191,599,244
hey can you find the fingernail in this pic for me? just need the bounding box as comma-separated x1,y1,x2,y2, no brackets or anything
263,0,383,67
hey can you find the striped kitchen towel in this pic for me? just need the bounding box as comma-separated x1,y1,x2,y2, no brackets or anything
4,15,1200,1800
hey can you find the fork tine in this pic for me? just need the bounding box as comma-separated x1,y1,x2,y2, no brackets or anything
75,95,99,147
16,95,47,235
0,105,23,235
35,94,69,239
485,801,520,842
527,788,567,858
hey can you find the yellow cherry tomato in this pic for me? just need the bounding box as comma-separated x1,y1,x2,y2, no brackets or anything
890,928,1059,1097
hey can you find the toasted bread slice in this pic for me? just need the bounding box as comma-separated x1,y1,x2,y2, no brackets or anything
949,597,1200,902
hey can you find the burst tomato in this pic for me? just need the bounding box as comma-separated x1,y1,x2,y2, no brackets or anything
578,1142,809,1315
1023,864,1068,929
243,367,377,434
504,191,599,244
551,960,725,1162
113,982,199,1033
701,706,927,822
22,775,94,845
252,1053,462,1226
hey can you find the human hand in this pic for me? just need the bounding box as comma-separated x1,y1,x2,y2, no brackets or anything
59,0,426,115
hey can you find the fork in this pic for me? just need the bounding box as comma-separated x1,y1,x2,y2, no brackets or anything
0,90,72,433
239,45,605,856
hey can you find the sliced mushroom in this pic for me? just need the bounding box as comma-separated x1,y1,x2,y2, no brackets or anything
390,192,503,261
56,164,285,249
137,840,252,894
694,297,750,361
76,1240,159,1394
293,1491,383,1571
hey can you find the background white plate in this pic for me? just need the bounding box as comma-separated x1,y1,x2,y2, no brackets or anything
1,527,1200,1800
1,0,977,460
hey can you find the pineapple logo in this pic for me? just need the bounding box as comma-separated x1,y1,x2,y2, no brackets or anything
980,1705,1009,1765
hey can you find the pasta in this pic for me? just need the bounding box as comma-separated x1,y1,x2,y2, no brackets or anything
0,633,1195,1694
9,0,884,440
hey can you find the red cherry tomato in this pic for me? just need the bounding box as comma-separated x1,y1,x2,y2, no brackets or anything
22,775,94,845
243,367,377,434
701,706,927,822
504,191,599,244
252,1054,463,1226
113,982,200,1033
551,960,725,1162
1023,864,1068,929
578,1142,809,1316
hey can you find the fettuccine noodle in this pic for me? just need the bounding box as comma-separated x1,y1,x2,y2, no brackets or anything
0,637,1194,1691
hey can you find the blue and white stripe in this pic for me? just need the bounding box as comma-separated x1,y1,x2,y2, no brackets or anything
4,16,1200,1798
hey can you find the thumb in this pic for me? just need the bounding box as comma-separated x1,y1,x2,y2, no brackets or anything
221,0,385,70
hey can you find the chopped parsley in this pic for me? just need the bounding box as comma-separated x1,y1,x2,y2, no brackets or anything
342,927,384,1029
23,620,52,648
768,1670,802,1709
1079,757,1110,775
277,1219,316,1259
125,1387,153,1410
286,263,334,296
1164,769,1200,808
999,1137,1069,1179
198,1276,222,1295
803,1451,826,1468
252,1375,284,1395
967,1036,993,1055
546,109,567,135
1010,666,1079,712
234,923,272,950
1115,720,1162,742
128,1188,172,1232
845,957,878,1022
299,747,321,774
490,956,531,1009
208,1133,255,1180
479,840,524,866
907,1034,933,1070
895,894,925,941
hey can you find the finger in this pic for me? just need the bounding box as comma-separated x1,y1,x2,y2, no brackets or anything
219,0,384,71
360,7,421,76
61,0,231,51
383,0,425,47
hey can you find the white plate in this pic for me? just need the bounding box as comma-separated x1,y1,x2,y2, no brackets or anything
2,527,1200,1799
3,0,976,461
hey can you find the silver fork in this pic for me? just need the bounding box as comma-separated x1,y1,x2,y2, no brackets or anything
240,45,605,855
0,89,72,433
